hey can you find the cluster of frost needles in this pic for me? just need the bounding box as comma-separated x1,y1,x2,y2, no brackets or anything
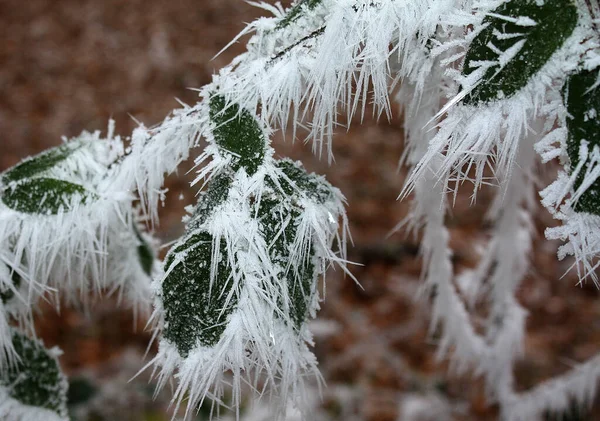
4,0,600,420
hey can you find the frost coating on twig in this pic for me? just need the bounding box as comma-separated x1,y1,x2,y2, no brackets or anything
215,0,472,160
148,89,349,420
111,105,203,223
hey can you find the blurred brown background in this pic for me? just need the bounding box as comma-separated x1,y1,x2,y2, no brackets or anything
2,1,600,420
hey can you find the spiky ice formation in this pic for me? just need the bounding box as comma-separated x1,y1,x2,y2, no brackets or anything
149,90,349,419
404,0,585,199
0,126,157,366
539,57,600,284
213,0,470,159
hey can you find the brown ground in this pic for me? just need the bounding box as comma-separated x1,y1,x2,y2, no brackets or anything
2,1,600,420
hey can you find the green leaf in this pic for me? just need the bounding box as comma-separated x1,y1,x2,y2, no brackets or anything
276,0,323,30
275,159,334,204
259,160,337,327
2,143,80,184
258,177,317,329
563,68,600,215
462,0,577,105
1,329,68,417
187,172,232,231
162,232,237,357
1,177,92,215
133,225,154,276
544,402,587,421
209,95,266,176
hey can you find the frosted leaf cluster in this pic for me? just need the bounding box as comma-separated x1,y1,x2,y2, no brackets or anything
0,126,158,418
5,0,600,420
146,88,349,419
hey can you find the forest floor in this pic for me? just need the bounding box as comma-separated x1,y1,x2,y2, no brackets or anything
1,1,600,420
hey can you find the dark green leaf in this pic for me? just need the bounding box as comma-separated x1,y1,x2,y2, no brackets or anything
258,194,316,329
1,329,68,416
274,158,334,204
563,68,600,215
187,172,232,230
162,232,237,357
209,95,266,176
2,143,80,184
1,178,92,215
463,0,577,104
544,401,587,421
66,377,97,407
133,225,154,276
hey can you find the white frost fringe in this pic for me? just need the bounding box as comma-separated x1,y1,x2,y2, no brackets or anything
404,4,593,199
216,0,473,160
0,389,67,421
0,127,156,367
147,94,349,420
540,132,600,285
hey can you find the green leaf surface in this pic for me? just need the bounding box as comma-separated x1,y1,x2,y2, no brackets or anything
209,95,266,176
133,225,154,276
188,172,232,230
563,68,600,215
2,143,79,184
275,159,334,204
258,194,316,329
162,232,237,357
462,0,577,104
1,330,67,416
66,377,97,407
1,177,92,215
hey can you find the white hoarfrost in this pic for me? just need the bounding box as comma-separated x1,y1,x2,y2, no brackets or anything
0,127,156,367
404,2,593,200
146,87,350,420
5,0,600,420
216,0,473,160
0,390,67,421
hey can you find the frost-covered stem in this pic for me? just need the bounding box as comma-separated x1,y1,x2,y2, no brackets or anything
504,353,600,421
398,58,489,370
478,132,536,404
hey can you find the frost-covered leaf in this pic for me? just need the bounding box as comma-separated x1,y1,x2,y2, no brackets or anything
150,91,349,419
1,178,92,215
161,232,236,357
0,330,67,420
463,0,577,104
275,158,334,204
563,67,600,215
209,95,266,175
258,196,316,328
260,159,337,327
2,143,80,184
133,225,154,277
187,172,232,230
